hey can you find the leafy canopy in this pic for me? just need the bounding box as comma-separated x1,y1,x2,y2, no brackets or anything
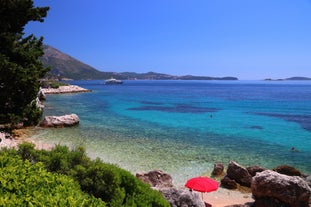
0,0,50,126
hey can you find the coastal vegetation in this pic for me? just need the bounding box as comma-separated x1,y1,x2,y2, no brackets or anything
0,0,50,127
0,1,169,206
0,153,105,206
41,80,69,89
0,143,170,207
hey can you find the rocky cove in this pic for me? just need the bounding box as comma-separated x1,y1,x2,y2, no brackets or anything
1,126,311,207
135,161,311,207
2,84,311,207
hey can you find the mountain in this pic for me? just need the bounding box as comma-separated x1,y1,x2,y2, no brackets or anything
41,45,238,80
40,45,119,80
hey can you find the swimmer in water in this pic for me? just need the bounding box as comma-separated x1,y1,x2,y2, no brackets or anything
290,147,299,152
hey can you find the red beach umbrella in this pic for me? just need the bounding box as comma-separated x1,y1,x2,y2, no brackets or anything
185,176,219,193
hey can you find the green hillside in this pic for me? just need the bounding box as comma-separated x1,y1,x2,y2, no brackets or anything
40,45,119,80
41,45,238,80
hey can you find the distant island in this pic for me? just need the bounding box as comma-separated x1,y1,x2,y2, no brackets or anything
118,72,238,81
264,77,311,81
41,45,238,81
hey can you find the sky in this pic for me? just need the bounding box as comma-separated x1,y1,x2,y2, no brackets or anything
25,0,311,80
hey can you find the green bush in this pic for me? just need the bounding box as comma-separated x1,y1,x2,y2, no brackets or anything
22,101,43,126
0,154,106,206
1,143,170,207
49,81,68,89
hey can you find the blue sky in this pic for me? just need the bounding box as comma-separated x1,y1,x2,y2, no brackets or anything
26,0,311,80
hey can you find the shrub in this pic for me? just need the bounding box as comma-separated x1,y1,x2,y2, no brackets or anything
0,154,106,206
5,143,170,207
48,81,68,88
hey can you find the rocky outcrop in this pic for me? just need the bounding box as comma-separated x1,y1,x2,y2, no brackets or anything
159,187,205,207
38,89,46,101
212,163,225,176
221,176,238,189
35,89,46,110
41,85,91,94
136,170,173,188
226,161,252,187
251,170,311,207
136,170,205,206
246,166,267,177
273,165,302,176
39,114,79,128
303,174,311,188
0,132,17,148
36,97,45,110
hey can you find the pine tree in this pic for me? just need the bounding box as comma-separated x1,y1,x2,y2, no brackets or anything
0,0,49,126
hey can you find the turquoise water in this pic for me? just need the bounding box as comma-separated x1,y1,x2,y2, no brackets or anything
31,80,311,186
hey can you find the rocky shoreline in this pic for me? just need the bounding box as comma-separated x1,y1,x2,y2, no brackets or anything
1,129,311,207
1,84,310,207
136,162,311,207
0,84,91,147
40,85,92,94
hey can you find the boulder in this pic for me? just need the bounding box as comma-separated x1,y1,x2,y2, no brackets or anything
38,89,46,101
251,170,311,207
227,161,252,187
273,165,302,176
36,97,45,110
159,187,205,207
212,162,225,176
303,174,311,188
221,175,238,189
246,165,268,177
39,114,79,128
252,197,288,207
136,170,173,188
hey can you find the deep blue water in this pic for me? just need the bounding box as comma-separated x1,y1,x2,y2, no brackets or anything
32,80,311,185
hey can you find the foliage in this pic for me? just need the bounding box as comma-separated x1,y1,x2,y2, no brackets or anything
0,0,50,126
41,80,69,89
0,154,106,206
1,143,170,207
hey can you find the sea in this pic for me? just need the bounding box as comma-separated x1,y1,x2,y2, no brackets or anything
30,80,311,186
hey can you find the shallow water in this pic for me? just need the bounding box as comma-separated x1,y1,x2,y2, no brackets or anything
31,80,311,185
